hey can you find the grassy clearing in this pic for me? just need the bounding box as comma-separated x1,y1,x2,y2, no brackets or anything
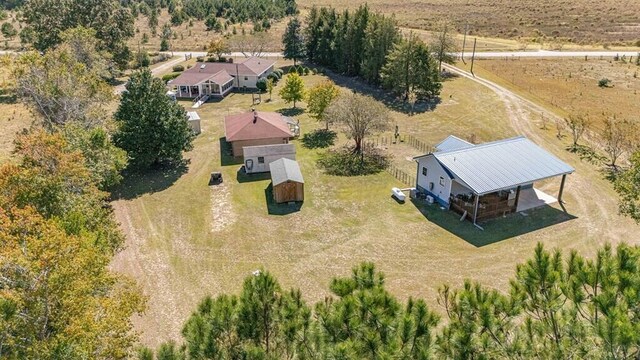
109,60,639,347
455,57,640,133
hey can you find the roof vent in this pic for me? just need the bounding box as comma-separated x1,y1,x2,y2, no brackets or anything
252,109,257,123
200,64,206,69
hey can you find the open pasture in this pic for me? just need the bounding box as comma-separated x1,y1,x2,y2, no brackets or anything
109,59,639,347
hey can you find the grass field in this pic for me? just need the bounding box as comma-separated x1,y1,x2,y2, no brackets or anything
297,0,640,45
108,58,640,347
455,56,640,135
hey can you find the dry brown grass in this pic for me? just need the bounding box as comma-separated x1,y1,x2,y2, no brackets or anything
456,57,640,132
130,9,286,53
298,0,640,45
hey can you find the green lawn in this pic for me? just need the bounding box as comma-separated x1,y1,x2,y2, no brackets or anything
110,64,639,347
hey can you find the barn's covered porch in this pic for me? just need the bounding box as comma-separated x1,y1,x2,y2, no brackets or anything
449,174,568,224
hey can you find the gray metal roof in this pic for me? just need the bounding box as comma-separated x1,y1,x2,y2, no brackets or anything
433,136,574,195
436,135,474,152
243,143,296,158
269,158,304,186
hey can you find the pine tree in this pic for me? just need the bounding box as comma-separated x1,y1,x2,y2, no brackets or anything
381,33,442,101
282,17,306,65
114,69,194,169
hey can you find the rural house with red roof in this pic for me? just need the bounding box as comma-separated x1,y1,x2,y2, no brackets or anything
225,111,297,157
170,57,276,98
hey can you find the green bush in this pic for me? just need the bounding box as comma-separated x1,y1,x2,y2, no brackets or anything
196,56,205,62
317,147,389,176
256,78,267,92
303,67,310,75
288,66,297,74
162,73,181,83
207,56,217,62
598,78,612,88
267,73,279,83
172,65,184,72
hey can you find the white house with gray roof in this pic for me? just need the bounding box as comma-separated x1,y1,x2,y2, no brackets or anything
169,57,276,98
414,135,574,224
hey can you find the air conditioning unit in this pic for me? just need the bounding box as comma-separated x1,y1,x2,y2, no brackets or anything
426,195,434,204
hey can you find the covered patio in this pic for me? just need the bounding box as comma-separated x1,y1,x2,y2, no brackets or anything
171,71,235,98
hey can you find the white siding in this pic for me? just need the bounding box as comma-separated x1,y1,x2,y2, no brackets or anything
235,66,274,89
416,155,452,204
245,152,296,173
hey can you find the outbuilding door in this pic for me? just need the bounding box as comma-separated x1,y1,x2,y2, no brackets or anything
281,182,297,202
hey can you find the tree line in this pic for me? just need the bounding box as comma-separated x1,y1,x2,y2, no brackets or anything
141,242,640,359
181,0,296,23
283,5,451,101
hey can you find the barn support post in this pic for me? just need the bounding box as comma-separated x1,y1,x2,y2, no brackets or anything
558,174,567,204
514,185,522,211
473,194,480,224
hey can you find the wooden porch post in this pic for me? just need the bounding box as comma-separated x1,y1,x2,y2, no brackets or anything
473,194,480,224
188,86,192,97
514,185,522,211
558,174,567,203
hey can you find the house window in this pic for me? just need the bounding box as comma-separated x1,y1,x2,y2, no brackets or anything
422,167,428,176
258,157,265,164
439,176,445,186
244,76,248,81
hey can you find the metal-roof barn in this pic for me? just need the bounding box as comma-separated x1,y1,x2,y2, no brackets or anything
414,136,574,224
269,158,304,203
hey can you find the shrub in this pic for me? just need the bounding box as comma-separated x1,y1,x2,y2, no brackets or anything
317,147,389,176
303,67,310,75
256,78,267,92
172,65,184,72
196,56,205,62
160,38,169,51
207,56,217,62
598,78,612,88
219,56,227,63
296,65,305,75
267,73,279,84
162,73,180,83
288,66,297,74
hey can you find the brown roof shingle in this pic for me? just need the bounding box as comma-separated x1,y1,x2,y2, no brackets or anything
225,111,294,142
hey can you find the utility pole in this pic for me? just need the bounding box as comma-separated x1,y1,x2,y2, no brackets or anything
461,22,468,64
470,38,477,76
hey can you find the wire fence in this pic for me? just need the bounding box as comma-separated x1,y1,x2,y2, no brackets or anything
386,164,415,187
360,134,435,187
